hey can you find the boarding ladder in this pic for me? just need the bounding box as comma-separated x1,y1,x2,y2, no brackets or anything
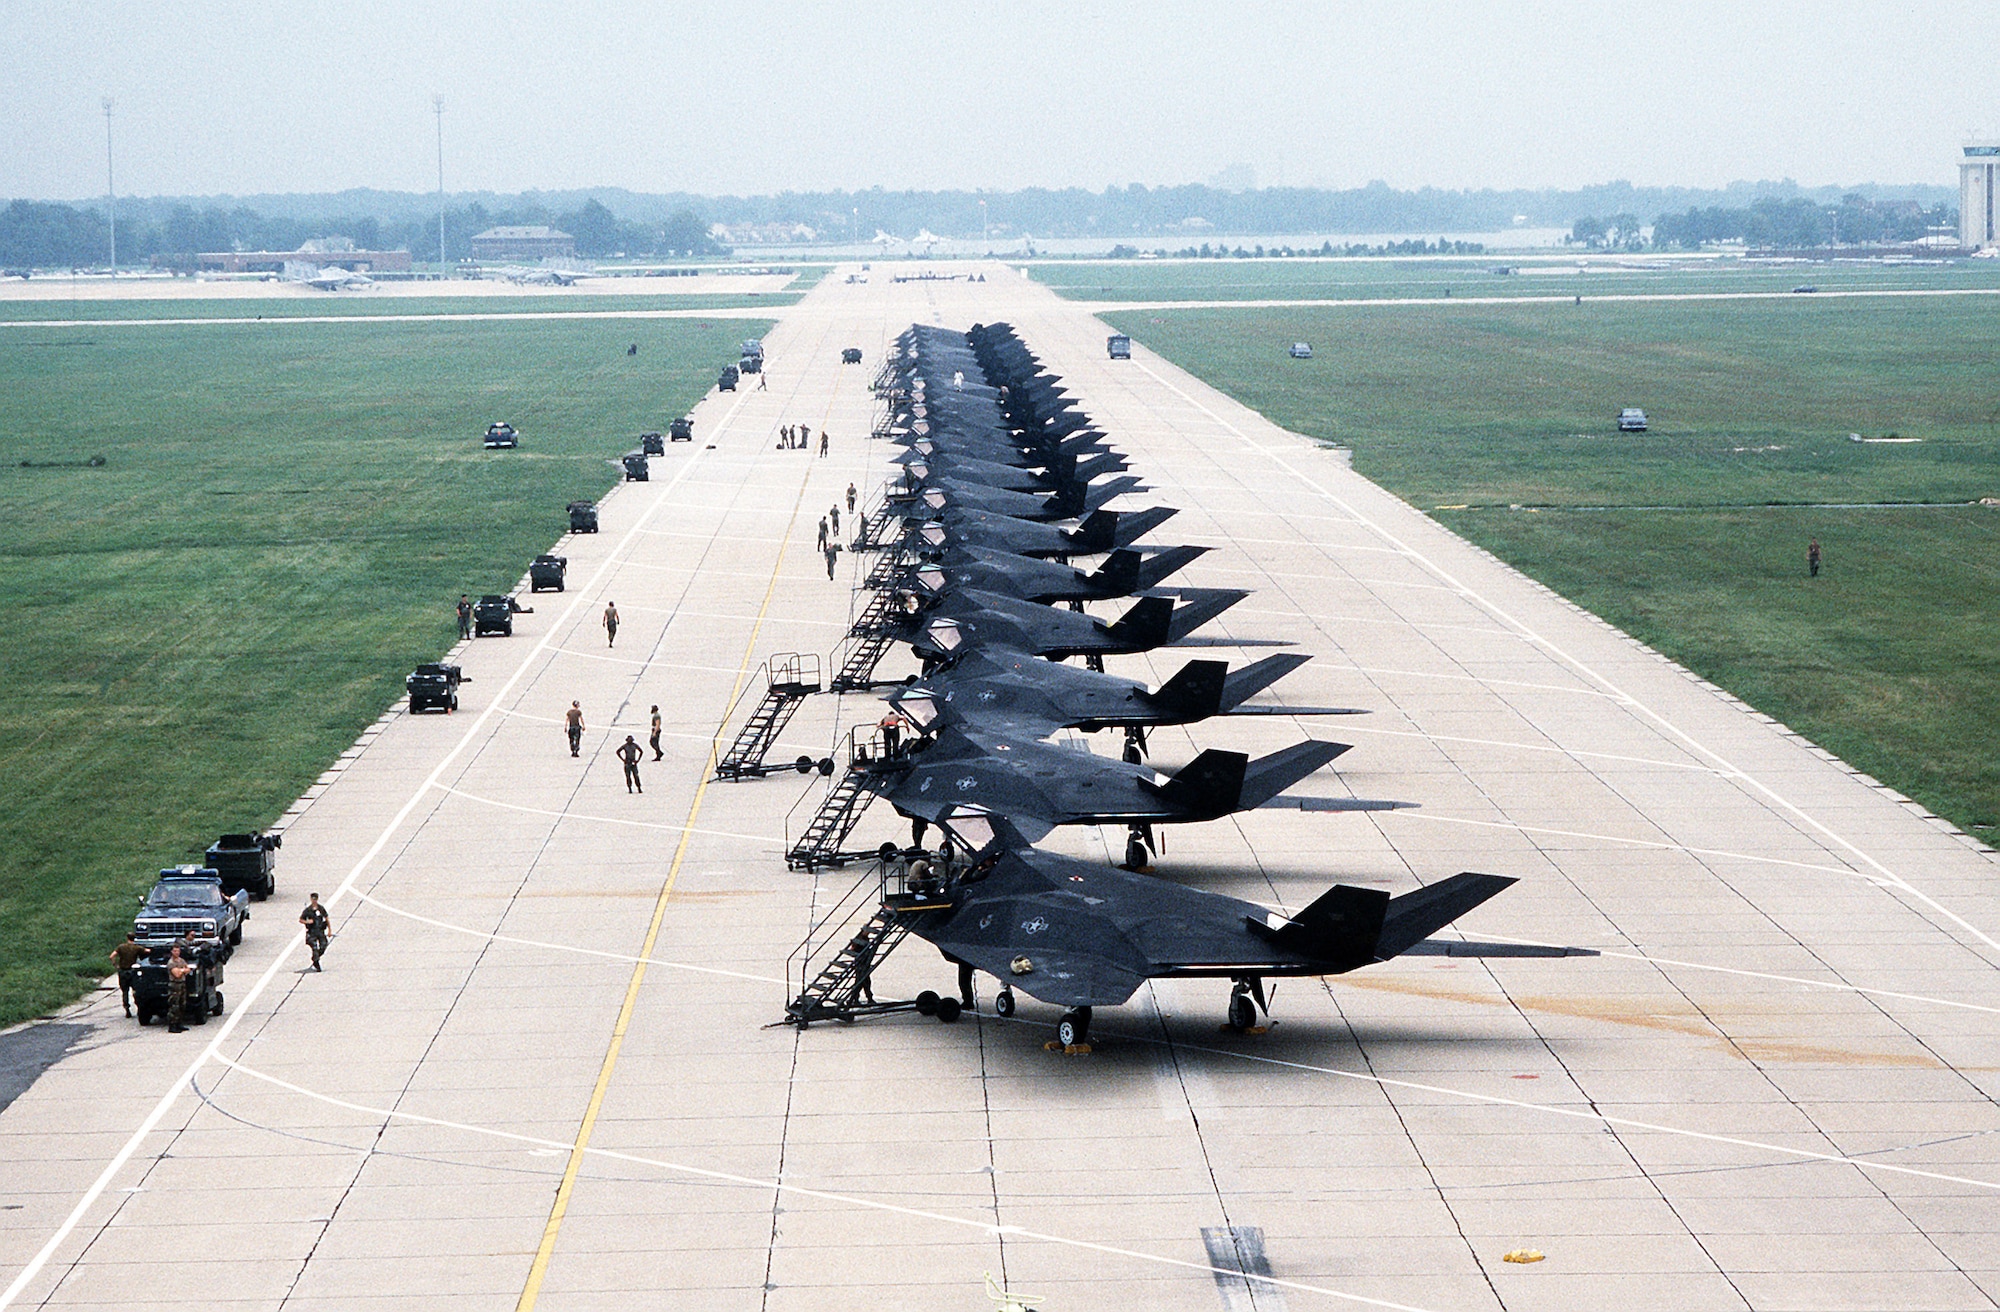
713,653,822,781
778,854,963,1028
784,727,896,869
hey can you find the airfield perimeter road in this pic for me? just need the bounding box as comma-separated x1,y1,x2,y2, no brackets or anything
5,267,2000,1312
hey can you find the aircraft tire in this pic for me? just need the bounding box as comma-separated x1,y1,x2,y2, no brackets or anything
1227,993,1255,1031
995,989,1015,1018
1057,1009,1090,1048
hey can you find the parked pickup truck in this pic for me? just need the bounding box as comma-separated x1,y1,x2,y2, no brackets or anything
204,831,280,900
135,866,249,958
484,421,519,449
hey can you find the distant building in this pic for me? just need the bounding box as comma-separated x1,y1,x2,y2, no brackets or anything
470,226,575,261
1962,140,1999,249
194,246,411,274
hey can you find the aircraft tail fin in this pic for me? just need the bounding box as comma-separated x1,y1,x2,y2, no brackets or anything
1132,544,1209,590
1246,883,1390,970
1148,749,1248,817
1219,653,1314,710
1165,588,1250,642
1106,505,1177,549
1086,549,1143,596
1141,660,1229,720
1080,474,1144,514
1237,739,1350,809
1070,509,1120,553
1104,595,1175,649
1373,873,1519,959
1073,451,1127,482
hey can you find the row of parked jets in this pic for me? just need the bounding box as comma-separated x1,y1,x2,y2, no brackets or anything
800,323,1592,1050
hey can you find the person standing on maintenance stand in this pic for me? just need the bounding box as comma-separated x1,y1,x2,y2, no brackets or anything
650,704,663,761
566,701,585,757
299,894,330,971
616,735,644,793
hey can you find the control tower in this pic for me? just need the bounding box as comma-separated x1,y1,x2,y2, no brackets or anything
1963,140,2000,249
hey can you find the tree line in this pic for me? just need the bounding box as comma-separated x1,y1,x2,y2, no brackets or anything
0,196,722,270
1575,195,1957,251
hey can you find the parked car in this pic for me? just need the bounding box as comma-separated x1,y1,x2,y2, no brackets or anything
483,422,519,449
1618,407,1650,432
841,347,864,364
719,364,739,392
529,553,568,592
1289,342,1313,359
1106,335,1132,360
204,832,280,900
474,594,528,636
134,866,248,957
406,663,464,714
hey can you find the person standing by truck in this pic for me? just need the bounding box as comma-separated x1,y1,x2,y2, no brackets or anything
165,946,192,1030
299,894,330,971
456,594,473,640
109,933,144,1016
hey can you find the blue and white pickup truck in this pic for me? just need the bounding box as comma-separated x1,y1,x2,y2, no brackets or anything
134,866,249,959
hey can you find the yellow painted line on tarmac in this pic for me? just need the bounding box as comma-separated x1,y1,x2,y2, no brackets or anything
515,334,843,1312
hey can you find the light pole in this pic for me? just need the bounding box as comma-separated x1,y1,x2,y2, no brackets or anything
101,97,115,276
979,198,987,247
433,95,446,271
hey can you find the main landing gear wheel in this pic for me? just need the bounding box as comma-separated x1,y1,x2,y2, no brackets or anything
994,988,1016,1018
1055,1007,1091,1049
1227,991,1256,1032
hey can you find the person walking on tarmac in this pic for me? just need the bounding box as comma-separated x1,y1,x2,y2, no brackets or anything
616,735,644,793
846,483,857,513
566,701,585,757
824,542,839,580
165,945,193,1031
603,601,620,647
818,430,829,457
757,368,768,391
456,594,473,640
299,894,331,971
109,932,144,1016
829,504,840,536
650,704,664,761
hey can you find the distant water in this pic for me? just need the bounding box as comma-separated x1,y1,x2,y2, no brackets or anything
732,228,1575,260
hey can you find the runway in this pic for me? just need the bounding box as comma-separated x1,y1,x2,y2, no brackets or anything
4,265,1998,1312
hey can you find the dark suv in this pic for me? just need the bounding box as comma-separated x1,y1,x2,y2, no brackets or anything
406,663,464,713
474,594,527,636
205,832,280,900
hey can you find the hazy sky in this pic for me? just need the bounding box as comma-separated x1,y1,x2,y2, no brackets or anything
8,1,1997,200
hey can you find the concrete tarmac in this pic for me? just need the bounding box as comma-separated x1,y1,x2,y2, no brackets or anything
4,266,1999,1312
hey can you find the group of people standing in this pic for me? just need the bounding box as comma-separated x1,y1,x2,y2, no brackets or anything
112,892,333,1033
776,423,829,457
566,699,661,793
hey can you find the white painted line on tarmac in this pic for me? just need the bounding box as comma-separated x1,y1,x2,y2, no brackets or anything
0,306,783,329
1092,286,2000,313
0,380,755,1312
1394,811,1866,878
1338,724,1733,777
1134,361,2000,958
207,1055,1449,1312
348,891,788,985
429,783,783,843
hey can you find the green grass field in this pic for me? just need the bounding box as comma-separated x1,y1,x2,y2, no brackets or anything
1102,291,2000,838
0,315,767,1027
1037,256,2000,304
0,291,796,321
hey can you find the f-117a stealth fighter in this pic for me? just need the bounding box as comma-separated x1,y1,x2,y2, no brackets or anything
905,543,1209,606
886,810,1594,1047
887,650,1365,737
907,586,1250,664
855,726,1351,843
903,507,1177,559
889,474,1146,523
